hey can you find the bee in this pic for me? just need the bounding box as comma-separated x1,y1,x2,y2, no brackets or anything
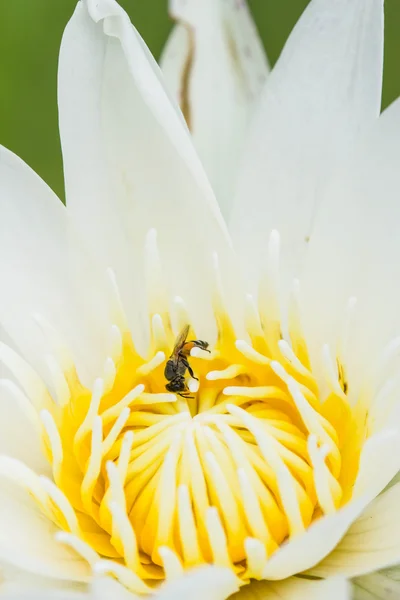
164,324,210,397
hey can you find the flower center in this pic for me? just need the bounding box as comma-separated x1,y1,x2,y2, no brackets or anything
0,232,365,594
48,312,359,590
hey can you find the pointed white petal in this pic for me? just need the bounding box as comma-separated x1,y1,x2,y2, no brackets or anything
301,97,400,398
0,481,90,582
307,483,400,578
0,591,86,600
0,380,49,475
161,0,269,217
230,0,383,293
231,577,350,600
0,145,110,384
260,427,400,580
91,575,138,599
59,0,238,344
95,567,237,600
353,569,400,600
155,566,239,600
0,568,87,599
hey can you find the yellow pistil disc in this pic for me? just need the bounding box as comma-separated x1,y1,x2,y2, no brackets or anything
30,290,363,594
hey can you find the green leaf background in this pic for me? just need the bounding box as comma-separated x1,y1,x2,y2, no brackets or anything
0,0,399,200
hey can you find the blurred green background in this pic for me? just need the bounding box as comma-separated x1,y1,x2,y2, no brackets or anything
0,0,399,200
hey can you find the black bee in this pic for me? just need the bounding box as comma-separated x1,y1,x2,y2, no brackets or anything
164,324,210,398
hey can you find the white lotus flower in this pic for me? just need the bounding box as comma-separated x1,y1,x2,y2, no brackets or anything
1,0,400,599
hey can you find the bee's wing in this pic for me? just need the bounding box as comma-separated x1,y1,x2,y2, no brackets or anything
172,324,190,355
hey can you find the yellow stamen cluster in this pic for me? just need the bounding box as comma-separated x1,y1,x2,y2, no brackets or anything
0,234,364,594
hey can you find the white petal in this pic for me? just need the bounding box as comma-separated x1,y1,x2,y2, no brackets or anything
301,98,400,398
230,0,383,293
307,483,400,578
0,567,86,599
0,145,110,384
160,0,269,218
0,480,90,582
90,567,237,600
353,569,400,600
0,380,49,475
155,566,239,600
231,577,350,600
59,0,238,345
0,591,85,600
91,575,137,599
260,427,400,580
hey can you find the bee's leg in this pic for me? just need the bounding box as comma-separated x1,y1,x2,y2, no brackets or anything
178,392,194,399
180,357,198,380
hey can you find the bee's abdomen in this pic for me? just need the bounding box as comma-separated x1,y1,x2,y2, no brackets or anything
164,359,176,380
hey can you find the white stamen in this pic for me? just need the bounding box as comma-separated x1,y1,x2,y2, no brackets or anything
136,392,176,405
33,313,74,372
227,404,304,537
39,476,79,534
0,379,41,432
206,507,232,568
188,378,199,393
93,560,150,594
235,340,270,365
177,484,202,565
0,456,48,509
307,435,338,514
207,364,245,381
238,468,270,542
81,416,103,514
223,385,288,401
321,344,347,400
56,531,99,565
106,460,126,512
102,408,130,456
288,279,310,369
211,253,235,338
109,500,141,572
173,296,190,332
118,430,134,483
103,357,117,393
205,451,242,539
137,351,165,375
278,340,311,377
40,409,63,482
152,314,168,350
75,378,104,446
272,361,338,459
244,294,264,338
45,354,70,406
0,342,53,412
109,324,123,362
101,384,145,423
156,433,182,546
158,547,184,581
244,537,268,579
106,268,129,333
